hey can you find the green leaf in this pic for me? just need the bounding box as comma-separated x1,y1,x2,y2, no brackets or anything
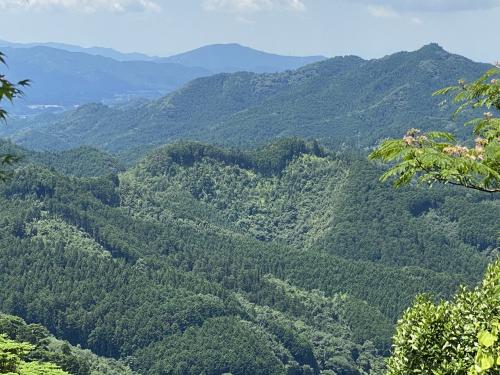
478,331,497,348
476,351,495,371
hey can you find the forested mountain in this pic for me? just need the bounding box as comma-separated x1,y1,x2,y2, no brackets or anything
0,42,325,115
158,43,326,73
0,139,496,374
2,44,490,161
0,140,124,177
0,46,209,113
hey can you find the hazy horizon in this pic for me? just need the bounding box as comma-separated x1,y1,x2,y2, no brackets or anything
1,38,484,63
0,0,498,63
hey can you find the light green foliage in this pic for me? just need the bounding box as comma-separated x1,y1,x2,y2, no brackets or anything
0,334,68,374
370,65,500,193
0,314,137,375
235,276,388,374
125,141,345,245
387,260,500,374
26,218,112,258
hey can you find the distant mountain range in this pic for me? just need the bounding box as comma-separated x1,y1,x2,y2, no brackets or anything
0,45,210,112
1,43,489,161
0,39,326,68
0,40,327,113
158,43,326,73
0,39,158,61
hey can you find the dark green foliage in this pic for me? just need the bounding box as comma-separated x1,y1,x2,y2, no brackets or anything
144,138,324,176
133,317,288,375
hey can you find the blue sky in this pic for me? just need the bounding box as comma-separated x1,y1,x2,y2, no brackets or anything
0,0,499,62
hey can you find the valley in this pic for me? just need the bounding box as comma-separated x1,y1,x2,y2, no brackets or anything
0,20,498,373
0,139,496,374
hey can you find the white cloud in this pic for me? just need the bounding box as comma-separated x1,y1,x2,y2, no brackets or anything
236,15,256,24
202,0,306,13
0,0,161,12
346,0,500,12
411,16,422,24
366,5,398,18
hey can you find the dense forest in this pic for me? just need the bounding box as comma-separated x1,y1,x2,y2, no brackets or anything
0,139,496,374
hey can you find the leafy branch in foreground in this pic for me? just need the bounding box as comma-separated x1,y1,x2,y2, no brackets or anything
0,51,29,181
369,64,500,193
0,334,69,374
387,259,500,374
0,52,29,123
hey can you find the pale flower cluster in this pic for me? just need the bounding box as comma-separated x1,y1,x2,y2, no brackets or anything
442,137,488,161
442,145,469,157
403,128,488,162
403,128,428,146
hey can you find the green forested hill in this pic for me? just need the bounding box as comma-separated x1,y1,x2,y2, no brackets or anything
0,139,496,374
1,44,490,162
0,140,125,177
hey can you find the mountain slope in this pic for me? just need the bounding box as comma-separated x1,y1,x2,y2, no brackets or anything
0,140,125,177
2,44,490,160
0,39,157,61
0,46,209,112
0,139,496,374
0,41,327,115
159,43,327,73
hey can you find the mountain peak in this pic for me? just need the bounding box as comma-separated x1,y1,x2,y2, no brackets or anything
160,43,327,73
203,43,246,49
417,43,448,56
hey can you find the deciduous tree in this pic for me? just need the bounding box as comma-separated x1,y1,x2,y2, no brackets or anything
0,51,29,181
371,66,500,374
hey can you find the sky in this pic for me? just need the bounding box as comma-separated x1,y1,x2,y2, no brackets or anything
0,0,499,62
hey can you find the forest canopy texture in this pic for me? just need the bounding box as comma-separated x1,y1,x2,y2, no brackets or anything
0,50,498,374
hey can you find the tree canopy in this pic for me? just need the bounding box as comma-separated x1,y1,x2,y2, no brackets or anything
370,63,500,193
